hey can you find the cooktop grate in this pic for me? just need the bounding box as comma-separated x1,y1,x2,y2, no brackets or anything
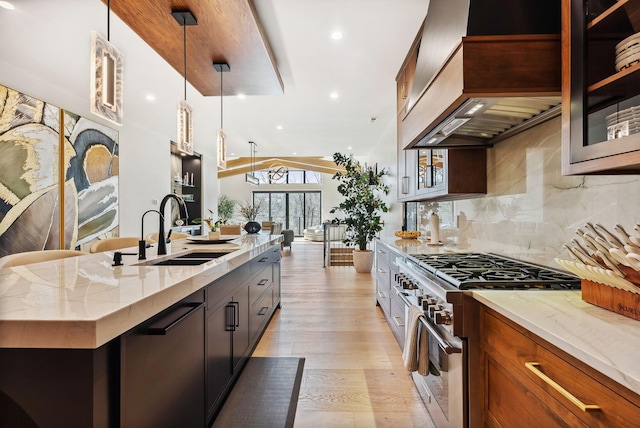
408,253,581,290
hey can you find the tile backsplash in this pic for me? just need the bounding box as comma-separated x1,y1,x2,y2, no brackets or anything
424,116,640,268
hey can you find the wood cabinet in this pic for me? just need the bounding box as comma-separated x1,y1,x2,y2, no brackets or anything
396,32,487,202
562,0,640,174
462,295,640,427
121,290,206,428
414,148,487,200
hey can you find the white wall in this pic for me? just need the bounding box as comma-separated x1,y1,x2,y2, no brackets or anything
0,0,220,236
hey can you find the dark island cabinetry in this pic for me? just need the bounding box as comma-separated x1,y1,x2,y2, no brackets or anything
0,246,282,428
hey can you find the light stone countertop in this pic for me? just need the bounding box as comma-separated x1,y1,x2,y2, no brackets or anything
470,290,640,396
0,234,282,349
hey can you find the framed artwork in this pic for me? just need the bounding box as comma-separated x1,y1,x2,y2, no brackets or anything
177,99,194,155
0,84,119,256
217,128,227,169
90,31,124,126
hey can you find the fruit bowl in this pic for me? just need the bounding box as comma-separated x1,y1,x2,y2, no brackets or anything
394,230,421,239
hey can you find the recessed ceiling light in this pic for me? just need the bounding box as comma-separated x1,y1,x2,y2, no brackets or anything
230,152,235,156
292,152,297,155
0,1,15,10
347,146,352,150
330,92,339,99
145,94,156,101
276,125,283,130
237,93,246,100
331,31,343,40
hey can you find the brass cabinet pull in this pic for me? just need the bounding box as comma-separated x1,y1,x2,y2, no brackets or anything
525,362,601,412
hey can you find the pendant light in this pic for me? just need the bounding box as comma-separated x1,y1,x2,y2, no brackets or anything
213,62,230,169
245,141,259,185
172,9,198,155
90,0,124,125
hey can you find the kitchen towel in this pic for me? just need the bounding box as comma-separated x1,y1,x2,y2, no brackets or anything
403,305,429,375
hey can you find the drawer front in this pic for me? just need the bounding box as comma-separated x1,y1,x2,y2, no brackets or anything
482,309,640,427
375,242,390,264
389,289,407,349
249,267,273,307
250,285,274,339
376,257,391,288
207,265,249,310
250,247,280,277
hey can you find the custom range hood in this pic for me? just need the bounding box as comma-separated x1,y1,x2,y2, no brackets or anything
401,0,562,149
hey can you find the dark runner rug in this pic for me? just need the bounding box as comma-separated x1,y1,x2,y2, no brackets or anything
212,357,305,428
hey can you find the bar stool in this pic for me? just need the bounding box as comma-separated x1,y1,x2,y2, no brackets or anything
0,250,87,268
89,237,141,253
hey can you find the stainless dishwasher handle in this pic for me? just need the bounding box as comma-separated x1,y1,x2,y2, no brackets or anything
145,302,204,335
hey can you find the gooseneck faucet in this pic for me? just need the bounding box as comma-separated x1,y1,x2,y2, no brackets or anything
157,193,189,256
139,209,162,260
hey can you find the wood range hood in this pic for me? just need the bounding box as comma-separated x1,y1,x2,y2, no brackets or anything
401,0,562,150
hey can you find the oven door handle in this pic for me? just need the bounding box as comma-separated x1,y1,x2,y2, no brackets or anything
419,314,461,355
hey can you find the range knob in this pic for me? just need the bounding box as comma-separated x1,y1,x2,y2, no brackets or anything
422,296,437,310
428,304,443,317
434,310,452,325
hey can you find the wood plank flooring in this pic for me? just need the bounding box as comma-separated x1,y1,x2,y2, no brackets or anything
253,240,436,427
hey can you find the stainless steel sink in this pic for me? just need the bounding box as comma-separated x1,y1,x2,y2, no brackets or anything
140,251,232,266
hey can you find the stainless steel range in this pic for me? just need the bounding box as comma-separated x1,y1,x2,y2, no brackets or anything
393,252,580,427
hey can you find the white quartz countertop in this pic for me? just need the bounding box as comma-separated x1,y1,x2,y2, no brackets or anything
0,234,282,349
471,290,640,396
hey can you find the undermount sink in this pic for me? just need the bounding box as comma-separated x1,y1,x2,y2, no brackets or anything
141,252,231,266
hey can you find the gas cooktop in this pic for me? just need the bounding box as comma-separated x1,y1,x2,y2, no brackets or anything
408,253,581,290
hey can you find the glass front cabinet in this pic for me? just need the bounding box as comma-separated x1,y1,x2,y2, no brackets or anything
417,149,446,194
563,0,640,174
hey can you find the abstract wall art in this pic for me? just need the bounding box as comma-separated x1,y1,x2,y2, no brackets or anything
0,84,119,257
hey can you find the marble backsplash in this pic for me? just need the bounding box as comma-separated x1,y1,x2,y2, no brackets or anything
429,116,640,269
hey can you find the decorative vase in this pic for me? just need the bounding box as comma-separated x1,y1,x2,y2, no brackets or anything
352,249,374,273
208,231,220,240
244,221,262,234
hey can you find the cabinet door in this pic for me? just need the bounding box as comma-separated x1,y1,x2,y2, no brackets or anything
416,149,446,195
232,285,250,372
122,293,205,428
563,0,640,174
206,301,233,418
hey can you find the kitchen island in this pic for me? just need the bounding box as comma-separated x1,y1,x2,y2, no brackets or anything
0,234,282,427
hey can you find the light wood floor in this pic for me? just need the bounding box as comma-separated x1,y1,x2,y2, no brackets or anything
253,240,436,428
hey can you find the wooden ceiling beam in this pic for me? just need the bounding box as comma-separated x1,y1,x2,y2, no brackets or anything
103,0,283,96
217,157,345,178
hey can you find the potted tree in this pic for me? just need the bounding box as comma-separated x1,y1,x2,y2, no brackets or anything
330,152,389,273
217,195,236,224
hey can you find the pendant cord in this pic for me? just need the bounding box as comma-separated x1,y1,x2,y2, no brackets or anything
183,16,187,101
107,0,110,41
220,71,223,129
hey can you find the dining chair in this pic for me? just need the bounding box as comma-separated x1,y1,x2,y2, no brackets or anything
219,224,242,235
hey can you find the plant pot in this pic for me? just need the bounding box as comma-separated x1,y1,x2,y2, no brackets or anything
244,221,262,234
208,231,220,240
352,249,374,273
